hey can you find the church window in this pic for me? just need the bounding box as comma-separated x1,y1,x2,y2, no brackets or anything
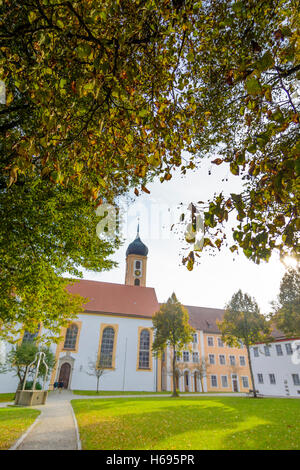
64,324,78,350
139,329,150,369
99,327,115,367
134,278,140,286
22,324,40,344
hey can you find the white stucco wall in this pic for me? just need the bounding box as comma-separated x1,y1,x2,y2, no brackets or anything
250,340,300,397
0,314,158,393
53,313,157,392
0,340,20,393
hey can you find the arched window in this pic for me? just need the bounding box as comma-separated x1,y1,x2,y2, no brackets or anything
99,327,115,368
134,278,140,286
184,371,190,392
139,329,150,369
64,324,78,350
135,260,141,270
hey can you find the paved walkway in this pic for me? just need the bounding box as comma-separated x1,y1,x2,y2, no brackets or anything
15,391,78,450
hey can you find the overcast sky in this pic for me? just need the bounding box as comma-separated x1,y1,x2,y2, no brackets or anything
80,158,288,315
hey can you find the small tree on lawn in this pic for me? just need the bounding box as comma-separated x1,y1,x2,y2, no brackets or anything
152,293,195,397
6,342,56,391
85,356,110,394
217,290,272,398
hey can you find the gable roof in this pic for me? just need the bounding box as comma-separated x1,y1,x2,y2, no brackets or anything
185,306,298,342
158,302,225,333
184,305,225,333
67,279,159,318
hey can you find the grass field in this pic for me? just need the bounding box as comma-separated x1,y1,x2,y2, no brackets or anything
0,393,14,403
72,396,300,450
72,390,171,396
0,407,40,450
72,390,235,396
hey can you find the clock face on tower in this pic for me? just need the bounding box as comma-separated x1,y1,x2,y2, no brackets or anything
134,270,141,277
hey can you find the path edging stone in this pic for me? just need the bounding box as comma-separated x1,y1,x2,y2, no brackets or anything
9,411,42,450
70,400,82,450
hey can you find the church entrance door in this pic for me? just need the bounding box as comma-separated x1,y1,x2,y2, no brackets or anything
58,363,71,389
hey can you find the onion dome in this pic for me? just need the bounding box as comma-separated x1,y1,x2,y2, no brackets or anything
126,224,148,257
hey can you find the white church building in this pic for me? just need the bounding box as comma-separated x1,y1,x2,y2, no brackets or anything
0,227,162,393
1,226,299,396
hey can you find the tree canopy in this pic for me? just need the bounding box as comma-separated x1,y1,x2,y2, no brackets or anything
0,1,299,333
218,290,272,346
4,341,56,391
1,1,299,260
152,292,194,396
182,0,299,267
218,289,272,397
272,266,300,337
0,179,119,341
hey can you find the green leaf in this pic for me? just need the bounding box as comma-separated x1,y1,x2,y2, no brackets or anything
246,77,262,96
257,51,274,71
28,11,37,23
76,44,93,58
138,109,148,118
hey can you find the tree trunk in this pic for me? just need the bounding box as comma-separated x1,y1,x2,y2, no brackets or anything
246,344,257,398
97,376,99,394
200,376,204,393
18,366,27,390
244,311,257,398
172,347,178,397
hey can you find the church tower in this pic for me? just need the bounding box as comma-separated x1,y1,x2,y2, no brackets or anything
125,224,148,287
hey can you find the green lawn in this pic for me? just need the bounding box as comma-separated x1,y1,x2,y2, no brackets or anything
0,393,15,403
72,396,300,450
72,390,235,396
0,407,40,450
72,390,171,396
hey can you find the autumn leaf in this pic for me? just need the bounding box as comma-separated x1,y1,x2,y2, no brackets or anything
211,158,223,165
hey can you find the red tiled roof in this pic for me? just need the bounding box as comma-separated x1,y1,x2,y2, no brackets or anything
67,279,160,318
184,305,225,333
158,303,225,333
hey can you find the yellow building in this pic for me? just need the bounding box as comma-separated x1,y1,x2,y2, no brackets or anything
162,306,252,393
